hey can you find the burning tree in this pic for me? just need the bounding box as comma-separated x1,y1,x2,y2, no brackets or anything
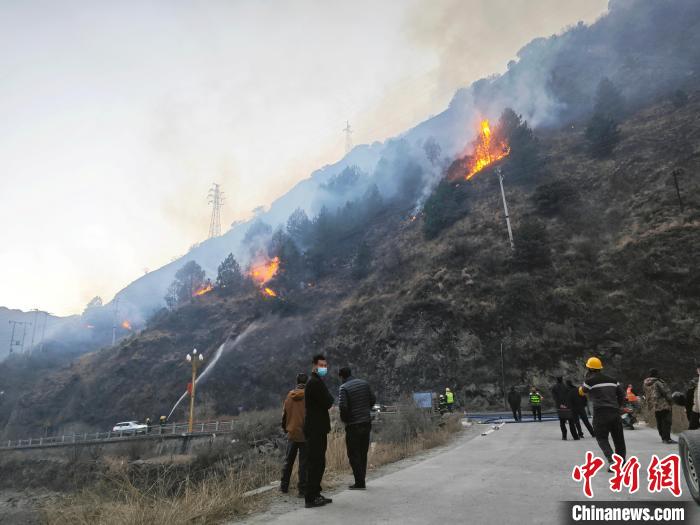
465,119,510,179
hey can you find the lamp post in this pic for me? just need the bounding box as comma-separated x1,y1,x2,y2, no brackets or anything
186,348,204,433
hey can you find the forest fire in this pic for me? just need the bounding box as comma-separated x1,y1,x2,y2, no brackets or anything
193,283,214,297
121,320,132,330
250,256,280,285
263,287,277,297
465,119,510,179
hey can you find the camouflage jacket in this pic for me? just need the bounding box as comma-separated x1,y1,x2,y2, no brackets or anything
643,376,672,412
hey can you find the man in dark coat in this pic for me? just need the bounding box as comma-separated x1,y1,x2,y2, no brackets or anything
338,367,376,489
552,376,579,440
567,379,594,438
507,387,522,422
303,353,335,508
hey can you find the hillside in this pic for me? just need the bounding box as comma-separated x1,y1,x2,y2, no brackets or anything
2,91,698,438
26,0,700,334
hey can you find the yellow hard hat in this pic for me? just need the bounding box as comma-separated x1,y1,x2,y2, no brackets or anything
586,357,603,370
446,387,451,391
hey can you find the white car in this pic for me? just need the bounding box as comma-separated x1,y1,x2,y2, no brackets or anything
112,421,148,434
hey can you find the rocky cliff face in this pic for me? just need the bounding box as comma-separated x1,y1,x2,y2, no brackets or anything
2,94,699,438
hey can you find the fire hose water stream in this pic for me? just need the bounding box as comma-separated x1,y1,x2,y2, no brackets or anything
166,323,257,421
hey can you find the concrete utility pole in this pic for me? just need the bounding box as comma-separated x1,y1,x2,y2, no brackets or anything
39,312,49,352
497,167,515,250
343,121,353,154
500,342,507,410
207,183,224,239
185,348,204,433
111,298,120,346
671,168,684,212
29,309,39,352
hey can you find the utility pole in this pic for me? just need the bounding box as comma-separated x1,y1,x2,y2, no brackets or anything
29,309,39,353
207,183,224,239
671,168,684,212
111,298,120,346
500,341,506,410
20,322,28,353
496,167,515,250
39,312,49,352
8,321,16,354
343,120,353,154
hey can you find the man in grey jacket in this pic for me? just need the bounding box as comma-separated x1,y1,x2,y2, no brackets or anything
338,367,376,490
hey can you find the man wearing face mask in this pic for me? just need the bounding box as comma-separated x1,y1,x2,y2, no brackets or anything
303,353,335,508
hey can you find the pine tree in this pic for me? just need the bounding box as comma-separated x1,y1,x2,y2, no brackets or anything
216,253,244,294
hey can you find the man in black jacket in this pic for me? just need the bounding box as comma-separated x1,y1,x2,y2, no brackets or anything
507,387,522,422
567,379,594,438
303,353,335,508
581,357,626,467
552,376,579,440
338,367,376,490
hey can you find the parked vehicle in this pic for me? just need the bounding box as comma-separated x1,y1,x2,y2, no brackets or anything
112,421,148,434
679,432,700,505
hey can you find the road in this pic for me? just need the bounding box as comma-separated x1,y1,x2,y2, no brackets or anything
243,421,695,524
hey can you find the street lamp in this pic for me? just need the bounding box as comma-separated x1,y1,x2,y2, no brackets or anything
185,348,204,433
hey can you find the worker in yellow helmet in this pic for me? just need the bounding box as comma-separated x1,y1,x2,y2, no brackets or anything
445,388,455,412
580,357,626,469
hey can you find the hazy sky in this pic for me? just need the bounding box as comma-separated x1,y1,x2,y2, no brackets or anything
0,0,608,316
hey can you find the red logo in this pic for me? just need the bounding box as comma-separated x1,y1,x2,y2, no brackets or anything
573,452,682,498
609,454,640,493
647,454,681,497
572,451,605,498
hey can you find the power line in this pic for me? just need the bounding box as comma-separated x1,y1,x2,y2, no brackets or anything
207,183,225,238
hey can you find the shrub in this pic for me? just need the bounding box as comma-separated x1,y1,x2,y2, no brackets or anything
513,220,551,270
533,179,579,216
585,113,621,158
422,180,468,239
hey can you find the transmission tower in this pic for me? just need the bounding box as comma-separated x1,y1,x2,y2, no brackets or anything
207,183,225,238
8,320,30,354
343,121,353,154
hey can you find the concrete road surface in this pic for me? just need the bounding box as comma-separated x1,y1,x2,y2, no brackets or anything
243,421,695,524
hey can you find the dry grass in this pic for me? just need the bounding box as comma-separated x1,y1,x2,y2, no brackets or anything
43,411,462,525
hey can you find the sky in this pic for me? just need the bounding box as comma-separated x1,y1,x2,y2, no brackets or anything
0,0,608,316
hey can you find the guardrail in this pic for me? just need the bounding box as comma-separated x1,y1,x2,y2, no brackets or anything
0,420,237,451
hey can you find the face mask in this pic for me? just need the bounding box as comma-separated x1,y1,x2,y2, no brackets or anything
317,367,328,377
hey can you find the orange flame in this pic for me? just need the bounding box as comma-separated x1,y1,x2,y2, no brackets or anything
250,256,280,285
121,320,132,330
193,283,214,297
465,119,510,179
263,287,277,297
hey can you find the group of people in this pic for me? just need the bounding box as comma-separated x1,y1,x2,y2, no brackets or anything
507,358,700,469
280,354,375,509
